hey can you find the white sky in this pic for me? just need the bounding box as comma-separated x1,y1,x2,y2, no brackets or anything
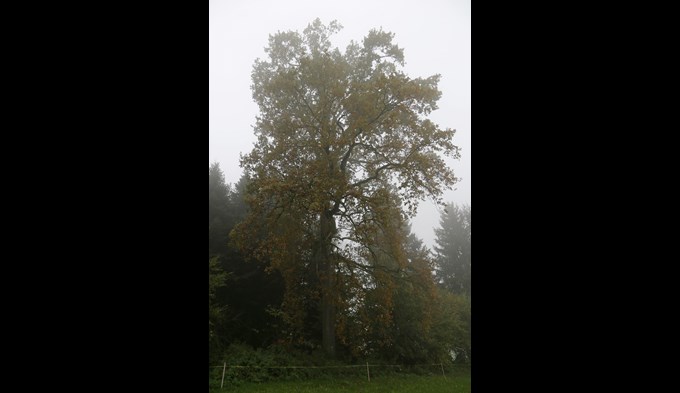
209,0,470,249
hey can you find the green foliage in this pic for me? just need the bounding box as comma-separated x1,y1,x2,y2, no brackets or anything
430,290,471,364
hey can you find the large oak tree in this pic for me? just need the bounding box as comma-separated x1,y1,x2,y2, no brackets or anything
234,19,460,357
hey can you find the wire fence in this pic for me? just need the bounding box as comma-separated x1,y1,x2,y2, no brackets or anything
210,361,450,388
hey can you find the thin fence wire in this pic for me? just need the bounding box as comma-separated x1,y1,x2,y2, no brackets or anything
210,361,457,388
210,363,444,369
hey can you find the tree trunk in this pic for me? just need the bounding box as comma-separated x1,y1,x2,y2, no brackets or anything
318,211,336,358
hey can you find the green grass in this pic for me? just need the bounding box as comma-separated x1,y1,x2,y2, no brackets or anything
210,372,470,393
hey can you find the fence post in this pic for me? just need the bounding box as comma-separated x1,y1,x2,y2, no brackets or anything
220,362,226,388
439,362,447,379
366,361,370,382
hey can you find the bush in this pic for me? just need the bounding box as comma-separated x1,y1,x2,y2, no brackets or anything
213,343,317,385
210,342,468,387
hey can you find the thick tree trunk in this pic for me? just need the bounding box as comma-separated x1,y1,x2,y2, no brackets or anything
321,266,336,357
318,211,336,357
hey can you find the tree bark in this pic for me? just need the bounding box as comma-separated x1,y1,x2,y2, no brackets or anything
318,211,336,357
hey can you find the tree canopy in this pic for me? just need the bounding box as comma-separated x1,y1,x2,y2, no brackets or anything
233,19,461,358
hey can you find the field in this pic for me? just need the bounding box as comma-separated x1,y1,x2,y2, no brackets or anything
210,372,471,393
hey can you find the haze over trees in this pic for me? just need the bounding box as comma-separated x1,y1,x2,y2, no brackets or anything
210,19,470,367
434,204,471,296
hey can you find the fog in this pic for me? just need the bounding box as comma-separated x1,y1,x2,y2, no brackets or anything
209,0,470,249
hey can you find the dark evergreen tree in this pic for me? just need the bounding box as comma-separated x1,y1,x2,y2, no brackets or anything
433,203,471,296
209,165,285,353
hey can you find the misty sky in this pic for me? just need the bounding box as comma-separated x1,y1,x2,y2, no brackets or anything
209,0,470,249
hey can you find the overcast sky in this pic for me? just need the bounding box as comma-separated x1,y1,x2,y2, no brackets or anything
209,0,470,249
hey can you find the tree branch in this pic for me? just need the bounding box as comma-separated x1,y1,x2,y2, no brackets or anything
351,162,398,188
